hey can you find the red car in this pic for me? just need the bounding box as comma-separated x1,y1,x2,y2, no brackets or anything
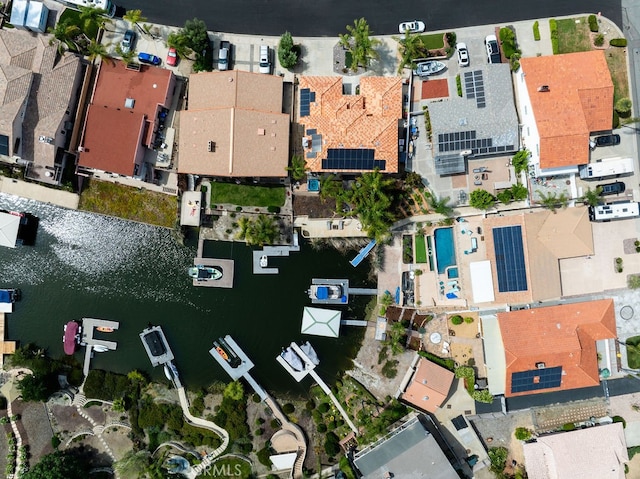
166,47,178,66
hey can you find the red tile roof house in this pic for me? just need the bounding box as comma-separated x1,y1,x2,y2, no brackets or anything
297,76,402,174
178,70,290,180
0,29,82,186
401,357,455,413
515,51,614,177
77,61,175,181
492,299,616,397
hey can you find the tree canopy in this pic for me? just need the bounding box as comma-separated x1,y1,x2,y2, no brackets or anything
469,189,496,210
18,373,50,402
23,451,89,479
278,32,299,69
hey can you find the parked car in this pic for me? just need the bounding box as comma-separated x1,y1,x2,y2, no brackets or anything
259,45,271,74
597,181,625,196
398,20,425,34
166,47,178,66
121,30,136,54
138,52,161,65
218,41,230,70
457,42,469,67
594,134,621,147
485,34,501,64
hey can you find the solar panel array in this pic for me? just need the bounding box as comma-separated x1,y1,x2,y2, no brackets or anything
464,70,486,108
299,88,316,117
511,366,563,393
437,131,515,156
321,148,385,170
493,225,528,292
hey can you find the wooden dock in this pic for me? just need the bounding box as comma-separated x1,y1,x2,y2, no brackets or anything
194,239,234,288
81,318,119,376
0,313,16,368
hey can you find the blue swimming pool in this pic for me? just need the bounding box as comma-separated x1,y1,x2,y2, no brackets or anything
434,227,456,274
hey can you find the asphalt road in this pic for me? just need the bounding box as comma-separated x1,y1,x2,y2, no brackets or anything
116,0,622,36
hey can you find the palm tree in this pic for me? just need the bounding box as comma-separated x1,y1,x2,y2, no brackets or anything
319,174,341,201
285,154,309,181
244,214,279,246
348,169,396,242
78,6,109,33
48,21,81,53
123,9,147,31
387,322,407,355
428,194,454,217
339,18,381,72
394,31,426,73
236,217,250,241
582,187,603,207
167,31,193,59
536,190,569,213
86,39,112,63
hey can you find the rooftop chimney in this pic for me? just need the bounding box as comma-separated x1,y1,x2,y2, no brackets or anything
538,85,550,92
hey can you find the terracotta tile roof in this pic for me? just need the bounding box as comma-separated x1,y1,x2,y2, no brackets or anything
421,78,449,99
498,299,616,397
79,61,174,176
402,358,454,413
178,71,289,177
298,76,402,173
523,423,628,479
520,51,613,169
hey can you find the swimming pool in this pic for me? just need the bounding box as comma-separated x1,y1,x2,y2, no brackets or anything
434,227,457,274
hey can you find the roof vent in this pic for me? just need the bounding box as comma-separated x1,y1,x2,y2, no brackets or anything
422,396,429,401
257,129,265,136
422,379,427,385
459,118,468,126
208,141,215,152
125,98,135,109
536,362,546,369
537,85,550,92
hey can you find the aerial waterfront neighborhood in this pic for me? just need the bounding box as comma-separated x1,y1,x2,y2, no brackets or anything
2,0,640,478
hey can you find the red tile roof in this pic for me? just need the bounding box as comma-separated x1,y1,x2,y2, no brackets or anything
498,299,616,397
298,76,402,173
78,61,174,176
520,51,613,170
402,358,455,412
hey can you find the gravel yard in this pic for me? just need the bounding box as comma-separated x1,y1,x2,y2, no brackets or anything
470,410,534,468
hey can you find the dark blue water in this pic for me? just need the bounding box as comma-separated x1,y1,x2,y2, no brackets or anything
0,193,372,395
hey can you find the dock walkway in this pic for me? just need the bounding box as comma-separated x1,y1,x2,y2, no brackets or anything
81,318,119,377
0,313,16,368
252,232,301,274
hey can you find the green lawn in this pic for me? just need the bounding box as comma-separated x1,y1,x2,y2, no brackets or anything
209,183,285,207
606,47,629,104
59,9,99,40
414,234,427,263
419,33,444,50
78,180,177,228
626,336,640,369
556,17,592,54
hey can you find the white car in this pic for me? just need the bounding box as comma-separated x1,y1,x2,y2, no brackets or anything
457,42,469,67
398,20,426,34
259,45,271,74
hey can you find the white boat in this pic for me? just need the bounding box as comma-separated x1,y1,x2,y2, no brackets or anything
300,341,320,365
260,255,268,268
164,364,172,380
308,284,345,302
281,347,305,372
93,344,109,353
414,60,446,77
188,265,223,281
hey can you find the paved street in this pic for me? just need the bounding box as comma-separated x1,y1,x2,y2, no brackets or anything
115,0,622,36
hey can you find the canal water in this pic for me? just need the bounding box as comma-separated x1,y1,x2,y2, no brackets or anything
0,193,373,395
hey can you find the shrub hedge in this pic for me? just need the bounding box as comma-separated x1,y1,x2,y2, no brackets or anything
610,38,627,47
533,21,540,41
549,19,559,54
451,315,464,325
588,14,599,32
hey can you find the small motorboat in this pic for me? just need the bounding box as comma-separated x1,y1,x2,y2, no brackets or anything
96,326,114,333
63,321,81,355
93,344,109,353
300,341,320,365
164,364,172,380
308,284,347,303
188,265,223,282
0,288,21,313
414,60,446,77
259,255,268,268
281,347,305,372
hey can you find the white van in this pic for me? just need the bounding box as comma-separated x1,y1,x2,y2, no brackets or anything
218,41,230,71
259,45,271,74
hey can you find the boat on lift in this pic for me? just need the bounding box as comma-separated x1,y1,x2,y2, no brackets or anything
0,288,21,313
280,347,305,372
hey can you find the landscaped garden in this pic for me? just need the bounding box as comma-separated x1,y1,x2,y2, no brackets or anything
209,183,285,207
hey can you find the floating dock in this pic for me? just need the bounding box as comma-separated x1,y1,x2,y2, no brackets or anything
81,318,119,376
209,335,266,400
252,232,301,275
194,239,234,288
350,239,376,267
139,325,174,368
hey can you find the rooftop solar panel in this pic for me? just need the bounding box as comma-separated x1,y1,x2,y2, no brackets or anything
511,366,563,393
493,225,528,292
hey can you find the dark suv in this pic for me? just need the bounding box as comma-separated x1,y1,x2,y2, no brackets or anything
598,181,625,196
594,134,621,147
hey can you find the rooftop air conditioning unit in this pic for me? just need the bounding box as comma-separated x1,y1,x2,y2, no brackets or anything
536,362,546,369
